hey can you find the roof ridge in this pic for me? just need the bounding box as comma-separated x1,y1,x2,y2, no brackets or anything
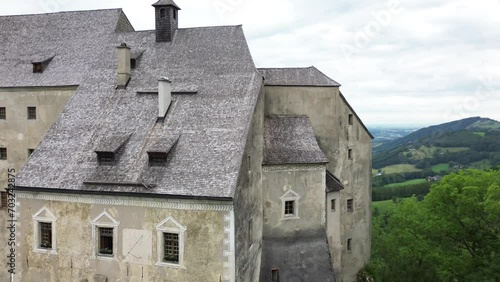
0,8,122,18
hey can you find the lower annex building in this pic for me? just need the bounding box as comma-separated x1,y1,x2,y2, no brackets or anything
1,1,373,281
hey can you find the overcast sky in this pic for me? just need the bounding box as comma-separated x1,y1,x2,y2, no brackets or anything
1,0,499,127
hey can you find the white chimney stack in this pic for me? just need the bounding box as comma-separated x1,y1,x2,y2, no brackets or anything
117,43,131,89
158,77,172,118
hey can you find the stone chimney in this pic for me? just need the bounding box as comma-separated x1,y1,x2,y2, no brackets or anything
117,43,131,89
152,0,181,43
158,77,172,118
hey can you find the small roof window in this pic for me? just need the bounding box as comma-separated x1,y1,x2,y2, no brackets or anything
31,55,55,74
147,134,180,166
94,134,132,165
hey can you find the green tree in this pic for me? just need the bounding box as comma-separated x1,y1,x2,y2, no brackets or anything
368,169,500,281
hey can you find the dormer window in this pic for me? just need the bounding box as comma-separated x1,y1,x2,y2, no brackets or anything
94,134,131,166
147,134,180,167
33,63,43,73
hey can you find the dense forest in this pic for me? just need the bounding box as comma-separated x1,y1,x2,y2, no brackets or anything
363,169,500,281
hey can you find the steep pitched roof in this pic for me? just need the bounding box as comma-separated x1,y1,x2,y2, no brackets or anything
326,170,344,192
0,9,134,88
259,66,341,87
261,235,336,282
152,0,181,9
17,23,262,198
264,116,328,165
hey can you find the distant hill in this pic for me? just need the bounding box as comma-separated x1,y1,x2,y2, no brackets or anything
373,117,500,171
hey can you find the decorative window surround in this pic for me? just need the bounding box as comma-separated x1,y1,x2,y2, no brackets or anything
91,210,119,260
32,206,57,255
156,215,187,269
280,189,300,220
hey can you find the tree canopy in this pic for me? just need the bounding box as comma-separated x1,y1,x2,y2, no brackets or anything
367,169,500,281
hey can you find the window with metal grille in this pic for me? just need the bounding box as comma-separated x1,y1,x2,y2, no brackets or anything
0,107,5,119
97,152,116,165
347,199,354,212
271,269,280,282
0,148,6,160
0,191,7,208
163,232,179,263
148,152,168,166
27,107,36,119
98,227,113,255
40,222,52,249
331,199,336,212
284,200,295,215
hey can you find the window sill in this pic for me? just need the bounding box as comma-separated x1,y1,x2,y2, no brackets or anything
33,248,57,255
155,261,186,269
281,215,300,221
94,254,116,261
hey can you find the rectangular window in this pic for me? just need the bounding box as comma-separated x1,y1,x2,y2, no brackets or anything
97,152,116,165
0,107,5,119
40,222,52,249
347,238,352,251
271,269,280,282
347,199,354,212
163,232,179,263
0,148,7,160
33,63,43,73
27,107,37,120
331,199,336,212
284,200,295,215
348,149,353,159
248,218,253,245
148,152,167,166
0,191,7,208
98,227,113,255
348,114,353,125
28,149,35,157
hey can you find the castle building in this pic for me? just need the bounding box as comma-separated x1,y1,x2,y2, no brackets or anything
0,1,372,281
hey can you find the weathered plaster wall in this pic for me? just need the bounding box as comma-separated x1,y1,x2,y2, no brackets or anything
16,193,229,282
326,191,342,277
264,86,372,281
262,164,326,238
234,85,264,282
0,86,76,281
0,86,76,189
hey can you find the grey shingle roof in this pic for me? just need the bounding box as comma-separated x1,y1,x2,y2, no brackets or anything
260,235,336,282
15,11,261,198
0,9,134,88
326,170,344,192
152,0,181,9
264,116,328,165
259,66,341,87
94,134,132,153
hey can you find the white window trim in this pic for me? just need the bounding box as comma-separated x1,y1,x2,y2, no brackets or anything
155,215,187,269
280,189,300,220
32,207,57,255
91,210,119,260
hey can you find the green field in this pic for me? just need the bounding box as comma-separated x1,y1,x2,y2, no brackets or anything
405,146,469,160
470,159,491,170
380,164,421,174
432,163,449,173
473,132,486,137
372,199,394,215
385,178,427,188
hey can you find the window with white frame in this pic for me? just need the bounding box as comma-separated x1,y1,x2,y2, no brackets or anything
32,207,57,254
280,189,300,220
91,211,119,259
156,215,186,268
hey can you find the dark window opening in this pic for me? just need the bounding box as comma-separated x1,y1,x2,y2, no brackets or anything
347,199,354,212
347,238,352,251
0,192,7,208
331,199,336,212
27,107,36,120
148,152,168,166
284,200,295,215
130,58,137,69
0,148,7,160
160,8,166,18
33,63,43,73
271,269,280,282
98,227,113,255
173,9,177,20
248,218,253,244
28,149,35,157
97,152,116,165
0,107,5,119
40,222,52,249
348,114,353,125
348,148,353,159
163,232,179,263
